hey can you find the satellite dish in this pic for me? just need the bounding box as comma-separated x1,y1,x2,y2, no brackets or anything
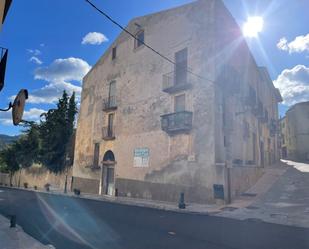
12,89,28,126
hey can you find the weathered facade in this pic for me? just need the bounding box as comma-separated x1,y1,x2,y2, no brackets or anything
280,101,309,162
73,0,282,203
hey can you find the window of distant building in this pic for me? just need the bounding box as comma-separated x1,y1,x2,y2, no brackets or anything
112,46,117,60
135,30,144,49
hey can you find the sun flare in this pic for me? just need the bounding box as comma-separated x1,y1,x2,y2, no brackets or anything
243,16,264,38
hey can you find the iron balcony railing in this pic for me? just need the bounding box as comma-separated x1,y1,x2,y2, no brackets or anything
162,70,192,94
102,96,117,111
0,47,8,92
161,111,193,135
102,126,115,140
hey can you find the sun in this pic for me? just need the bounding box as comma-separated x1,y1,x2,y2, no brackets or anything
243,16,264,38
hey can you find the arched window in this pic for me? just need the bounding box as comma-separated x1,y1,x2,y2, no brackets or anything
103,150,115,164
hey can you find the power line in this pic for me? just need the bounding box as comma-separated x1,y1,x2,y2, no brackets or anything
84,0,214,83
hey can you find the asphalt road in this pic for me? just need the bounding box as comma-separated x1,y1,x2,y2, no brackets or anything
0,188,308,249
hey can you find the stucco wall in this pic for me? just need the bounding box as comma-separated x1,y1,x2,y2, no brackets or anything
0,167,72,191
285,102,309,161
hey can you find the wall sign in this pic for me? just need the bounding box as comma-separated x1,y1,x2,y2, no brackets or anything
134,148,149,167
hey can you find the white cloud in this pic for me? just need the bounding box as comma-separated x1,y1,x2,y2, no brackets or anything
27,49,41,56
23,108,46,121
277,37,288,51
29,56,43,65
28,82,82,104
25,57,91,104
35,57,91,82
0,110,12,125
0,108,46,125
82,32,108,45
277,34,309,54
273,65,309,106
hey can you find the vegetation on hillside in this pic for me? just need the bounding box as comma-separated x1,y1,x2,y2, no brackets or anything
0,134,19,150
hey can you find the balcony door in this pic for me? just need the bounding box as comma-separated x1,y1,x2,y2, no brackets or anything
174,94,186,112
175,48,188,86
107,113,114,137
174,94,186,129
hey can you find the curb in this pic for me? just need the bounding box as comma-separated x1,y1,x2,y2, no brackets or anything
0,185,222,216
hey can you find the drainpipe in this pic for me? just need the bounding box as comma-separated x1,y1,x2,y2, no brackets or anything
99,162,104,195
223,95,232,205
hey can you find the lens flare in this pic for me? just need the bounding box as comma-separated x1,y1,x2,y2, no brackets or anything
243,16,264,38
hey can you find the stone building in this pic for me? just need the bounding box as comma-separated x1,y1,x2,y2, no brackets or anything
72,0,282,203
280,101,309,162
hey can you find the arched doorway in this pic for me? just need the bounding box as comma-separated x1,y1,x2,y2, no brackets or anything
101,150,115,196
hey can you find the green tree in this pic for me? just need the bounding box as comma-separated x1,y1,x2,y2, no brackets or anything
0,144,20,185
15,122,40,168
39,91,77,173
66,92,77,165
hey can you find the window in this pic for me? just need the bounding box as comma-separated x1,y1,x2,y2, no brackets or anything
135,30,144,48
112,47,117,60
174,94,186,112
93,143,100,168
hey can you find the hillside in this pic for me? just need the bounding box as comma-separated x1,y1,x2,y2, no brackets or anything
0,134,19,150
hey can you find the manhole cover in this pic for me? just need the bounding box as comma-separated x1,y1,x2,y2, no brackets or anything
241,193,257,197
245,218,263,223
246,206,259,210
220,207,238,211
270,213,288,219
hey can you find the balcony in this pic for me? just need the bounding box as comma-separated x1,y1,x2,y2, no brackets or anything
161,111,193,135
0,47,8,92
102,126,115,140
162,71,192,94
102,96,117,112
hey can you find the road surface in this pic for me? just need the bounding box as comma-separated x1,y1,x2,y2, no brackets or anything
0,187,308,249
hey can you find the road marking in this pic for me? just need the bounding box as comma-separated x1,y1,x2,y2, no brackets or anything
168,231,176,235
0,190,4,193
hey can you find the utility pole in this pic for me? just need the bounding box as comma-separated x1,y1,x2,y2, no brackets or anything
64,155,70,193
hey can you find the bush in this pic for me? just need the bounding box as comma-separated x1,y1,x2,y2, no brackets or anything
24,182,28,189
34,185,37,190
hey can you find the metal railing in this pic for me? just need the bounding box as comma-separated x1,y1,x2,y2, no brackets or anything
161,111,193,134
102,126,115,140
102,96,117,111
162,70,192,93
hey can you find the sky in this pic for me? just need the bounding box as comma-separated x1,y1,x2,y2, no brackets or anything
0,0,308,135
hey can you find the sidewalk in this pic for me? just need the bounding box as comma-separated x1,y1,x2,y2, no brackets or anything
218,160,309,228
0,214,54,249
